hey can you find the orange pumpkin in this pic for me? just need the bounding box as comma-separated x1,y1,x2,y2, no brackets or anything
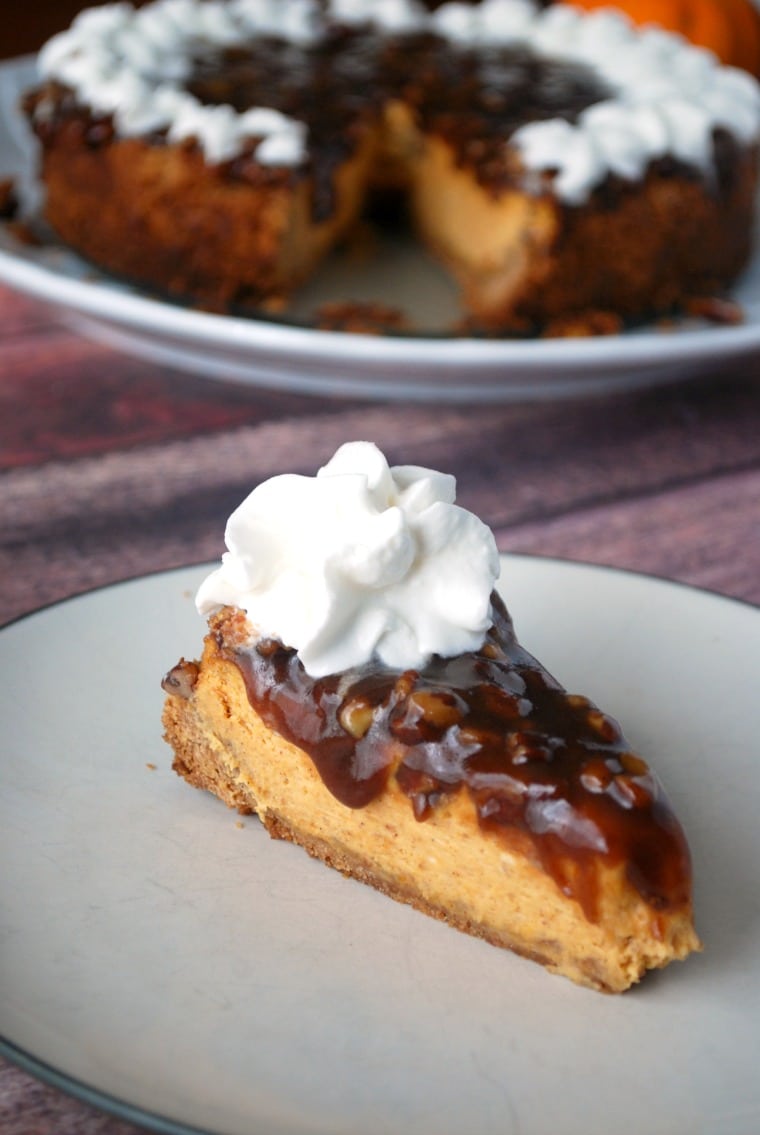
569,0,760,76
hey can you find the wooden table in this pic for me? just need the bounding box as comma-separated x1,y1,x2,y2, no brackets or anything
2,5,760,1130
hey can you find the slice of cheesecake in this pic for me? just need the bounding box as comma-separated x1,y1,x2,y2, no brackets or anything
161,444,700,992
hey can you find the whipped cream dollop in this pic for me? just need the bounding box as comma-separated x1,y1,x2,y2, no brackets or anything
35,0,760,202
196,442,500,677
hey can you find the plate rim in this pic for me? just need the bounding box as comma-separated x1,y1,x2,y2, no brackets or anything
0,1036,213,1135
2,553,758,635
3,240,760,367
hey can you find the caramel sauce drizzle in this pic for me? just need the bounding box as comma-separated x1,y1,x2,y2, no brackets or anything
217,594,693,922
188,33,610,201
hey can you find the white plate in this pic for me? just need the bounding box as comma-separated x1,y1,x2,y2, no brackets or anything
2,556,760,1135
2,55,760,401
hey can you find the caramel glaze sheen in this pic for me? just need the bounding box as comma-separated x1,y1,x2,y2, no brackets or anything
187,30,610,216
217,594,693,924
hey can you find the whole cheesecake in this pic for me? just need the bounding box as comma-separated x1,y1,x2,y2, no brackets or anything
161,443,701,992
23,0,760,334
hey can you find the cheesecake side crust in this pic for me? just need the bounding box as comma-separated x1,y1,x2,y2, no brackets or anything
407,130,758,332
30,111,379,311
32,111,757,329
